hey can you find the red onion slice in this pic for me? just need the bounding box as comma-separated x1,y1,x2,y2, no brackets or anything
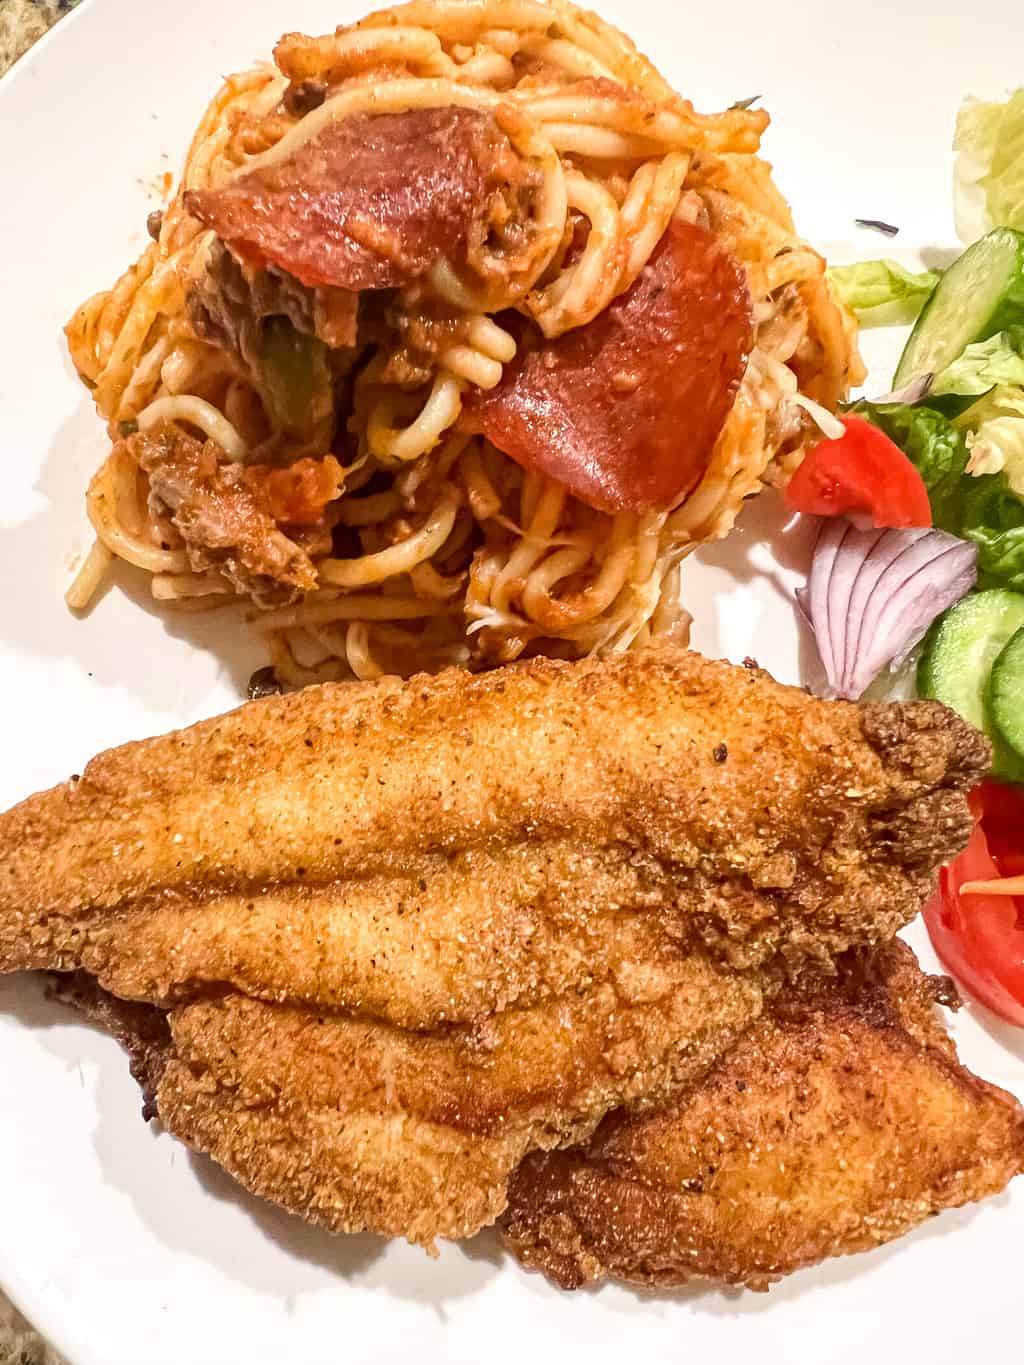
843,527,933,690
802,519,977,699
871,373,934,405
805,519,846,686
828,524,887,688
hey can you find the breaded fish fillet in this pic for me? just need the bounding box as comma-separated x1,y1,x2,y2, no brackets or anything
0,647,986,1027
0,648,989,1244
501,941,1024,1289
58,941,770,1243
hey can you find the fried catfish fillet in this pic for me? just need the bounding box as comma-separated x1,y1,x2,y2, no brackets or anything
501,941,1024,1290
56,943,770,1243
0,648,988,1244
0,647,987,1028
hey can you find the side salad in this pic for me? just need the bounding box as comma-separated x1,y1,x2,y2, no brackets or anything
791,87,1024,1024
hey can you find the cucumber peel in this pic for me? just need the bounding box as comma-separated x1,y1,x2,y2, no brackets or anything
990,626,1024,763
917,589,1024,781
894,227,1024,388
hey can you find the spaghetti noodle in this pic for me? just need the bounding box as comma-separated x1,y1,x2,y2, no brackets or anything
65,0,863,684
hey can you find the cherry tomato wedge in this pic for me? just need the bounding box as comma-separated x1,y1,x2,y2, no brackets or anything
785,414,933,528
923,781,1024,1027
975,780,1024,878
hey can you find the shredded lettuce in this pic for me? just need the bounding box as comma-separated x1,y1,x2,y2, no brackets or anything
955,385,1024,494
848,94,1024,590
826,259,939,327
856,400,1024,592
931,330,1024,397
954,89,1024,244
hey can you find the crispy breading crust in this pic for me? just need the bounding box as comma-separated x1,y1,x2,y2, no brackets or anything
1,647,990,1245
54,942,1024,1261
501,941,1024,1289
0,648,988,1030
56,944,770,1244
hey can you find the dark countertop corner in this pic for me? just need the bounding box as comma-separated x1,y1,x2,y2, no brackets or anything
0,0,80,78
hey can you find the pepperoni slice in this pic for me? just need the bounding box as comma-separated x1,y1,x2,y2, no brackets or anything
470,221,752,514
185,107,519,291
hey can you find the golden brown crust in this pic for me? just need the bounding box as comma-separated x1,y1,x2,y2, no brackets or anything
51,942,770,1244
0,648,986,1028
151,948,766,1242
2,647,992,1248
500,941,1024,1289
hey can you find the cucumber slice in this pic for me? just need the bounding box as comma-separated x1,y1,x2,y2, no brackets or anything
990,626,1024,762
893,227,1024,388
917,588,1024,781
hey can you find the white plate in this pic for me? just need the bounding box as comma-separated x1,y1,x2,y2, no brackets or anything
2,2,1023,1362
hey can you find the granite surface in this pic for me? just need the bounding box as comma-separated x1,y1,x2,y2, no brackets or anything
0,18,81,1365
0,1297,62,1365
0,0,77,76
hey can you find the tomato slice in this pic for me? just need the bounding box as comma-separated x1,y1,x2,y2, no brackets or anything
923,780,1024,1027
975,779,1024,877
785,414,933,528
